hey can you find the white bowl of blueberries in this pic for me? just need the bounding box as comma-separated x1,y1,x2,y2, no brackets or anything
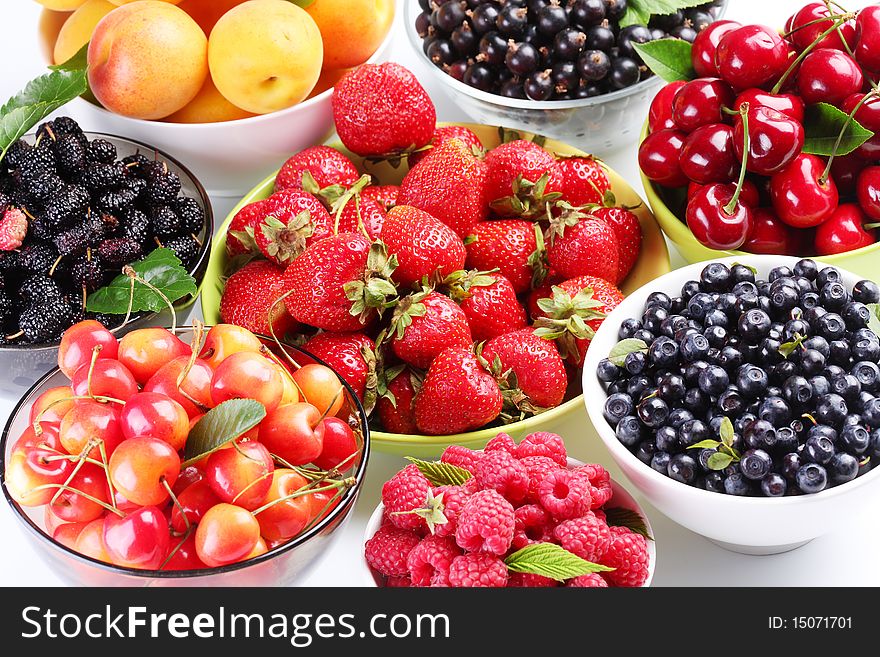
582,255,880,555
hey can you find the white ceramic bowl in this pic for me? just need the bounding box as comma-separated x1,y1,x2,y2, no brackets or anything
360,458,656,587
582,255,880,555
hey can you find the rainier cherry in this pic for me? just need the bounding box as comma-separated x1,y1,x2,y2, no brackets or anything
71,359,138,403
108,436,180,506
211,351,283,411
53,521,89,550
253,469,313,542
205,440,274,510
57,320,118,379
769,154,839,228
199,324,262,370
815,204,877,255
119,391,189,451
170,479,222,533
59,400,124,459
258,402,325,466
5,446,73,506
144,355,214,418
75,517,112,563
29,386,76,426
48,462,111,523
103,505,171,570
291,364,345,418
195,503,261,568
163,532,207,571
118,328,190,385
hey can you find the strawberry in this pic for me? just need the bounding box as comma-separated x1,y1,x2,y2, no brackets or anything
0,208,27,251
464,219,543,294
409,125,485,168
274,145,360,194
380,205,466,289
414,346,503,435
377,366,421,434
484,139,556,203
219,260,298,338
254,190,333,266
545,218,619,283
226,199,268,257
283,233,398,332
481,329,567,409
304,331,378,410
397,138,490,239
533,276,623,366
447,271,527,342
591,205,642,283
388,290,472,369
332,63,436,157
333,195,387,240
545,156,611,206
362,185,399,212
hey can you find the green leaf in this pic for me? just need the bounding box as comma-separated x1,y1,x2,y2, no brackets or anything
86,248,198,314
0,69,88,160
868,303,880,338
707,452,733,471
504,543,614,581
48,42,89,72
687,439,723,450
604,507,653,540
779,333,806,359
633,39,696,82
608,338,649,367
182,399,267,466
802,102,874,157
405,457,473,487
719,416,735,447
732,261,758,276
619,0,706,27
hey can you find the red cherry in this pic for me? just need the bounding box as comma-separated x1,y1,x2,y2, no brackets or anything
638,129,688,188
119,391,189,451
688,179,761,208
715,25,792,90
814,203,877,255
691,20,741,78
71,359,138,403
170,479,222,533
648,80,686,132
48,462,111,523
743,207,800,255
205,440,274,511
788,3,857,52
686,183,753,250
854,5,880,72
734,106,804,176
679,123,738,184
314,416,359,471
733,88,804,123
162,532,207,571
769,154,839,228
841,93,880,161
57,320,118,380
103,505,171,570
671,78,735,133
797,48,863,106
830,153,867,197
857,166,880,220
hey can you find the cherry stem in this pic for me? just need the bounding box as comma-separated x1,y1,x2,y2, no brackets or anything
316,387,344,424
98,440,118,512
231,469,274,505
161,477,190,532
49,438,99,506
43,453,105,468
121,276,136,328
86,345,102,400
32,394,126,436
269,453,327,480
159,525,194,571
300,487,346,534
820,89,879,184
124,266,177,334
772,15,856,95
29,482,125,518
723,104,751,216
176,319,204,392
250,478,355,516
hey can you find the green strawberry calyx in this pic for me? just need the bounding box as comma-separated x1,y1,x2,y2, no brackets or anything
443,268,499,301
343,240,399,322
489,172,563,220
532,285,606,361
257,211,314,265
475,344,547,422
385,287,430,341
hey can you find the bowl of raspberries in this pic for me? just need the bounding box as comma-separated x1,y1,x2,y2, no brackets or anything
583,255,880,554
362,432,655,587
0,117,212,391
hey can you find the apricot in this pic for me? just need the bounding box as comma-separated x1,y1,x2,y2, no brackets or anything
306,67,350,100
38,9,72,63
54,0,116,67
305,0,393,70
36,0,87,10
164,76,256,123
177,0,246,35
208,0,323,115
88,1,208,120
109,0,182,4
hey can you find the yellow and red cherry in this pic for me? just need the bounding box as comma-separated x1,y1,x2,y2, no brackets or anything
172,465,204,496
170,478,222,533
815,203,877,255
75,517,112,563
307,488,339,525
118,327,191,385
163,532,208,571
5,446,74,507
29,386,76,426
314,417,358,471
211,351,283,411
679,123,738,184
103,505,171,570
648,80,686,132
292,363,345,417
279,368,301,406
48,462,111,523
671,78,735,133
246,537,269,559
44,502,69,536
715,24,792,90
108,436,180,506
254,469,312,542
638,128,689,188
769,154,839,228
59,400,124,459
12,421,61,458
743,207,799,254
119,391,190,451
57,320,118,380
199,324,263,370
144,355,214,418
258,402,325,466
71,359,138,403
205,440,274,510
53,521,90,550
195,503,261,567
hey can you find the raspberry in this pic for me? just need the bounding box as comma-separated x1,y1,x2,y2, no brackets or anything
566,574,609,588
572,463,613,509
455,489,515,555
447,553,508,588
507,573,558,587
364,525,421,577
381,464,430,531
406,535,461,587
519,455,562,501
512,504,554,550
485,432,517,455
440,445,481,473
537,468,592,520
433,485,470,538
515,431,567,467
600,526,650,588
462,477,482,494
554,512,611,562
475,449,529,503
385,576,412,588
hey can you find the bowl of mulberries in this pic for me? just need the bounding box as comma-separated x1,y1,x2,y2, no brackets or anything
406,0,728,152
0,117,213,369
582,254,880,555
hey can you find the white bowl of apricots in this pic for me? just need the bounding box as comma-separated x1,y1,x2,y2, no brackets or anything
35,0,397,197
0,319,369,586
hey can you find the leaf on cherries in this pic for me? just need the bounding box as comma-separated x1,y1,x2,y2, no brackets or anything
182,399,267,466
633,39,696,82
802,102,874,157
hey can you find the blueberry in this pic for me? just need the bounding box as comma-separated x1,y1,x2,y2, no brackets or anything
782,452,802,481
680,332,710,363
870,428,880,458
761,473,787,497
615,415,643,447
678,418,710,447
618,317,642,339
730,264,756,284
606,380,627,395
650,451,672,475
738,308,772,342
658,373,686,401
737,364,769,398
703,325,727,349
769,284,799,317
723,472,751,496
820,282,849,311
804,433,836,465
655,425,679,452
803,335,830,358
734,412,757,435
633,329,655,344
734,291,760,315
624,350,647,375
668,407,694,429
687,292,714,320
645,291,672,310
667,453,699,485
852,338,880,363
775,426,799,454
796,462,828,493
816,266,842,289
698,365,729,396
783,318,810,341
660,314,688,338
758,396,791,426
718,387,745,416
603,392,634,426
824,364,847,381
863,397,880,428
800,291,820,309
648,336,679,368
683,387,707,413
743,419,776,451
740,449,772,480
805,304,828,330
700,262,731,291
793,258,818,280
817,313,846,341
816,393,848,426
842,301,871,330
828,452,859,485
840,424,870,455
852,361,880,392
831,374,861,402
856,391,875,413
769,266,794,282
852,279,880,304
704,309,729,328
637,396,669,428
627,375,652,399
809,375,831,397
704,471,726,493
635,440,657,465
771,360,798,385
596,358,621,382
718,346,745,371
685,360,709,384
642,305,669,334
782,375,813,407
800,348,826,376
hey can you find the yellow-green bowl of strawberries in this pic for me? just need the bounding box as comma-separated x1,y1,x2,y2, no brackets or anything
200,123,671,458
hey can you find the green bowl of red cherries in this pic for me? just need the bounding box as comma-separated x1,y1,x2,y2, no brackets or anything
639,1,880,282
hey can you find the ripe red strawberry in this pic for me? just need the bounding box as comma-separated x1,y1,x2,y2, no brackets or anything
414,346,503,435
481,329,567,409
397,138,490,239
545,156,611,206
389,290,472,369
380,205,466,289
546,218,619,283
332,63,436,157
219,260,298,338
333,195,387,240
274,145,360,193
409,125,485,168
591,206,642,283
283,233,398,332
377,366,421,434
484,139,556,203
304,332,377,408
253,190,333,266
0,208,27,251
362,185,399,212
448,271,527,342
226,199,269,257
465,219,542,294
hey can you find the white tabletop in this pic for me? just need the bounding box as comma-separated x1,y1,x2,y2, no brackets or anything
1,0,877,587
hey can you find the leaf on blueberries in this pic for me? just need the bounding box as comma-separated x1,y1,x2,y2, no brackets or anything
707,452,734,471
504,543,614,581
687,439,723,451
608,338,649,367
868,303,880,337
633,39,696,82
604,507,653,540
719,416,735,447
802,102,874,157
182,399,267,466
779,334,806,359
405,457,473,487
